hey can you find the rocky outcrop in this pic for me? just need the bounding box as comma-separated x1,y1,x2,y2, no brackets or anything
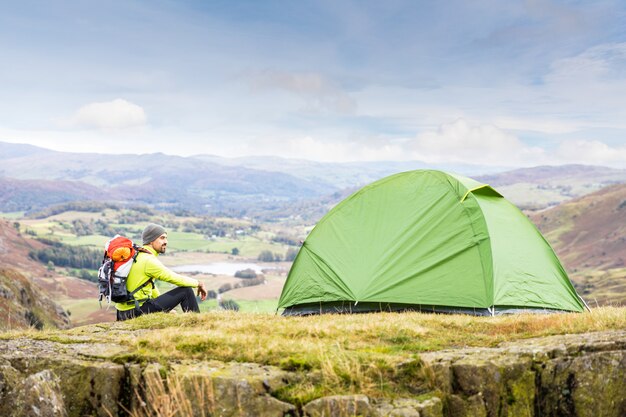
0,267,70,330
0,330,624,416
419,330,626,417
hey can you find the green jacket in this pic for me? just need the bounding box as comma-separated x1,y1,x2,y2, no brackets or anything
115,245,199,311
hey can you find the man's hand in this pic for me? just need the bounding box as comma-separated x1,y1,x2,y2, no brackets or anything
197,281,208,301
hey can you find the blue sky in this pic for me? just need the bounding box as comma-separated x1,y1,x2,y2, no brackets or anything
1,0,626,167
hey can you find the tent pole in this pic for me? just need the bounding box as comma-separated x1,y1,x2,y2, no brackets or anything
578,295,592,312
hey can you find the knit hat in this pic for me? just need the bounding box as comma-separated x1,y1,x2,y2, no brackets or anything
142,223,166,245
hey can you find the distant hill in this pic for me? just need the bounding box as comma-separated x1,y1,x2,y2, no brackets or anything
0,177,112,212
477,165,626,210
2,141,626,219
0,142,333,214
530,184,626,305
191,154,498,190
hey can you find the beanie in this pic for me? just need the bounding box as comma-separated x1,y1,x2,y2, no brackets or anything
142,223,166,245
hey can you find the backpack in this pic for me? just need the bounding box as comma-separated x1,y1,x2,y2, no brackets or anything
98,235,153,309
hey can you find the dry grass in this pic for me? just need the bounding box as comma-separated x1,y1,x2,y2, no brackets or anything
6,307,626,404
124,370,216,417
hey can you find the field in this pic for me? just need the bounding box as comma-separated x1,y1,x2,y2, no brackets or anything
12,207,302,326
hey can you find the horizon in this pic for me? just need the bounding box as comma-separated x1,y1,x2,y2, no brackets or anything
1,1,626,168
3,139,623,177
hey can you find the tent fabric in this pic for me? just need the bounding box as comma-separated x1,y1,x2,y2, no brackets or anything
278,170,585,315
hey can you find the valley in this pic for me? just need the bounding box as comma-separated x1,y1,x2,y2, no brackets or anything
0,143,624,329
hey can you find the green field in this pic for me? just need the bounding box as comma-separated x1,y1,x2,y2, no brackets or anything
58,234,111,247
0,212,25,219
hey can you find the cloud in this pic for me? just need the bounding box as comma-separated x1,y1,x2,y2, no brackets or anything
555,139,626,166
70,99,147,129
546,42,626,85
247,70,356,114
407,119,547,166
543,42,626,116
247,119,543,165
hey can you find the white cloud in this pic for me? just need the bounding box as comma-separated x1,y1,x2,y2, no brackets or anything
407,119,547,166
247,70,356,114
555,139,626,166
70,99,147,129
543,42,626,116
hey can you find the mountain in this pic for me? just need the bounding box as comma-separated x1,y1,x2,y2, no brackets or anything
530,184,626,305
476,165,626,210
0,219,70,329
3,141,626,218
0,177,111,212
190,154,500,190
0,142,334,214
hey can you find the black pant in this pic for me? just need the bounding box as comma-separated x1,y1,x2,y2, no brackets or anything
116,287,199,321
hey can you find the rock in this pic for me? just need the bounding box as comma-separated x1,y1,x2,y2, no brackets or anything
414,397,444,417
0,360,22,416
0,268,71,330
0,283,14,299
419,330,626,417
374,396,443,417
538,350,626,417
0,339,129,417
0,330,625,417
446,393,487,417
17,370,67,417
303,394,373,417
162,361,297,417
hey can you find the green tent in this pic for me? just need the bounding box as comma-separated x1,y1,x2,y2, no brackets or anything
279,170,587,316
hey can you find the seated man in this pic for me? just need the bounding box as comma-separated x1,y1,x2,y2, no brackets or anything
116,223,207,321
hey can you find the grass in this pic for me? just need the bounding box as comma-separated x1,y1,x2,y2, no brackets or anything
6,306,625,405
61,298,100,318
58,234,111,247
0,211,25,219
199,237,289,258
165,231,212,251
196,298,277,313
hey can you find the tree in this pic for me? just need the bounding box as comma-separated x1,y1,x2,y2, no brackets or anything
285,247,299,262
257,250,275,262
231,247,240,256
218,283,232,294
219,299,240,311
234,268,257,279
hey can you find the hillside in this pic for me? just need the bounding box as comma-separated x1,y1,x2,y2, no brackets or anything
531,183,626,305
477,165,626,210
0,142,333,215
0,177,112,212
0,220,70,329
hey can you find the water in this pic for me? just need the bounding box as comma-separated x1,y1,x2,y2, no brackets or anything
171,262,271,276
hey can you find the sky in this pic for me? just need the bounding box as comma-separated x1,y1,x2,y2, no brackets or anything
1,0,626,168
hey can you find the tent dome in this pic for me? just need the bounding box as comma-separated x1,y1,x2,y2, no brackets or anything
279,170,586,316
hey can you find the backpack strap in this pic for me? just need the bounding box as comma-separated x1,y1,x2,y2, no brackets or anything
128,245,156,310
128,278,155,310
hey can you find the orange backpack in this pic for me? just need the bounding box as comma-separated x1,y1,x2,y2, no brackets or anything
97,235,151,308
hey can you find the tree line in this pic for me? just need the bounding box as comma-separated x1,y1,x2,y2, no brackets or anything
29,238,102,270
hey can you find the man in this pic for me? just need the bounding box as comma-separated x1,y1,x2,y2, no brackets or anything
116,223,208,321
